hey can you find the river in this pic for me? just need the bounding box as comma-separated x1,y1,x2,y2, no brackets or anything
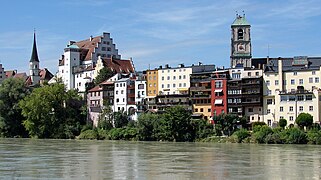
0,139,320,179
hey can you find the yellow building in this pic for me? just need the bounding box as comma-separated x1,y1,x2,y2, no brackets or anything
146,69,158,97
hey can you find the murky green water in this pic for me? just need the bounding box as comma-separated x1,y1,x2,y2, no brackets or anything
0,139,320,179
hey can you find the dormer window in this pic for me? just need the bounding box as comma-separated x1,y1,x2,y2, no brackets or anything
238,29,244,40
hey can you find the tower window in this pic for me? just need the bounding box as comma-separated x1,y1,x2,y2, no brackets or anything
238,29,244,40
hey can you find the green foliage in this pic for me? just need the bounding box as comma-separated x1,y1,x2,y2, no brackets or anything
231,129,251,143
281,128,307,144
94,68,114,85
253,125,273,143
307,129,321,144
213,114,243,136
192,119,215,140
136,113,159,141
157,106,193,142
107,127,138,140
296,113,313,129
252,121,266,129
279,119,287,129
113,111,129,128
0,78,30,137
19,83,86,138
78,129,98,140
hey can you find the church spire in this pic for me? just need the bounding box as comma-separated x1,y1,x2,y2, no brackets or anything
30,31,39,62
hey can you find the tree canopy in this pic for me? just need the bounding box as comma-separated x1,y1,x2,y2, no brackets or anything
94,68,114,85
0,78,30,137
296,113,313,129
19,83,86,138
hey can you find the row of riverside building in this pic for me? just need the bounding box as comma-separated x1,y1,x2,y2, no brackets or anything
2,14,321,128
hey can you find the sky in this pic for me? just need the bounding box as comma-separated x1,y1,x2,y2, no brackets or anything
1,0,321,74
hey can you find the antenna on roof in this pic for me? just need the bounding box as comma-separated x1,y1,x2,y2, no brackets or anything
236,11,238,17
267,44,270,57
242,10,245,17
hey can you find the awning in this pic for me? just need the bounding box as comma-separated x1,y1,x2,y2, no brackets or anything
214,89,223,93
214,99,223,105
177,88,189,91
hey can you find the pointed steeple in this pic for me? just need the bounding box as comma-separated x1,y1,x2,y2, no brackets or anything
30,31,39,62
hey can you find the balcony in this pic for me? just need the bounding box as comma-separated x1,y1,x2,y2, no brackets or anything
190,86,211,91
191,94,211,99
89,106,102,113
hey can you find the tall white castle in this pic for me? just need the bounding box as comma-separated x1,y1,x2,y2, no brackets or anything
57,32,122,92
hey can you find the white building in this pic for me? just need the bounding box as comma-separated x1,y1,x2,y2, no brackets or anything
0,64,6,83
57,32,121,92
263,56,321,126
158,64,192,95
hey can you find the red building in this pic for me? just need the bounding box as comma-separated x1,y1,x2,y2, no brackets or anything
211,70,229,117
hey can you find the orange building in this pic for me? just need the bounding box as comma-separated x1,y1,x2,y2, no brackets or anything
146,69,158,96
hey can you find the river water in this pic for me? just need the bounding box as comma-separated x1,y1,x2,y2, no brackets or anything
0,139,320,180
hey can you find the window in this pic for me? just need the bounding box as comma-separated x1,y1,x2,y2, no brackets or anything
154,83,156,87
315,77,319,83
291,79,295,85
123,98,125,102
299,79,303,85
280,116,284,120
256,72,259,76
312,71,316,75
183,83,186,87
167,76,170,80
294,72,297,75
267,90,272,95
121,90,124,94
116,90,118,94
215,81,223,88
179,75,182,79
266,80,270,86
248,72,251,76
162,84,164,88
167,84,170,88
149,76,152,80
267,99,273,104
238,29,244,40
289,106,293,112
107,47,111,51
162,76,164,80
309,77,313,83
275,80,279,85
281,96,287,101
173,84,176,88
149,83,152,87
299,106,303,111
306,95,312,100
208,108,211,112
267,109,270,114
173,76,176,80
116,98,119,103
153,76,156,80
195,108,198,112
309,106,313,111
101,47,106,51
290,116,294,121
297,95,304,101
248,108,253,112
200,108,204,112
280,107,283,112
179,83,182,87
283,80,287,85
183,75,186,79
153,90,156,94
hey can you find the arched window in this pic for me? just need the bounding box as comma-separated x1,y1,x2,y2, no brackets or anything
238,29,244,40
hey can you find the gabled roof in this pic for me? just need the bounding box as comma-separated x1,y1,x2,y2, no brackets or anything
75,36,101,61
102,57,135,74
5,70,17,78
232,15,250,26
39,68,54,81
88,85,102,92
13,72,28,80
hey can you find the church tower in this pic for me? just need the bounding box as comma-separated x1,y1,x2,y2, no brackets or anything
230,13,252,68
29,32,40,85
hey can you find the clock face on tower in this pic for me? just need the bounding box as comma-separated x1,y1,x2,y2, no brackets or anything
238,44,245,51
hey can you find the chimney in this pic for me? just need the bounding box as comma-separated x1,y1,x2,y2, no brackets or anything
165,64,169,68
90,36,93,41
198,62,202,66
159,65,162,69
69,41,76,46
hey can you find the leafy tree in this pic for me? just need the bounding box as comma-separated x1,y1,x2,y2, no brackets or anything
296,113,313,130
214,114,241,136
136,113,160,141
192,119,215,140
0,78,30,137
19,83,86,138
94,68,114,85
97,102,113,130
113,110,129,128
157,106,193,142
279,118,287,129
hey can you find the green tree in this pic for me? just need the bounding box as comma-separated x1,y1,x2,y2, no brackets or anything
94,68,114,85
279,118,287,129
156,106,193,142
113,110,129,128
19,83,86,138
214,114,240,136
0,78,30,137
136,113,160,141
296,113,313,130
97,102,113,130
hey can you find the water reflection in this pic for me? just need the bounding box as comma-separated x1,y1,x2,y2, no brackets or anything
0,139,320,179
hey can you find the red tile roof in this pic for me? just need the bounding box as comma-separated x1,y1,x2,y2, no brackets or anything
102,57,134,74
5,70,16,78
13,73,28,80
100,80,114,85
75,36,101,61
88,85,102,92
39,68,54,81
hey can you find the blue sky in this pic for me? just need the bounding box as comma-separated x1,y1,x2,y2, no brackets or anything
1,0,321,74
